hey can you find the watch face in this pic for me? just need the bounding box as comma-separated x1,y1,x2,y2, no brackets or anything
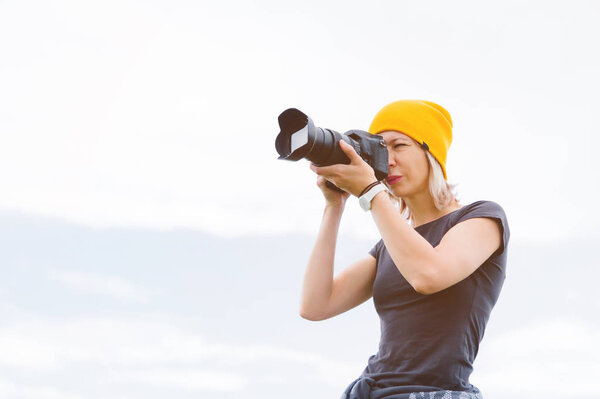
360,184,385,211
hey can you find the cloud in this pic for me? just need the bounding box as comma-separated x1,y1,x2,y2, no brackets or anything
0,1,599,242
0,378,82,399
0,305,597,398
202,341,360,387
0,332,58,369
0,316,360,393
49,270,150,303
473,318,600,397
112,369,247,392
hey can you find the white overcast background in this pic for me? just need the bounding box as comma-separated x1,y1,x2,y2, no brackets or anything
1,1,599,399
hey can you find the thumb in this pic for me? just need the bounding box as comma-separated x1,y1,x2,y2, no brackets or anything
339,140,361,163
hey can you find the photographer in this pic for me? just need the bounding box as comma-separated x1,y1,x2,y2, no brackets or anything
300,100,509,399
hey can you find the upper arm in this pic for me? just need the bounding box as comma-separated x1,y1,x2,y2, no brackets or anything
418,217,503,295
318,255,377,320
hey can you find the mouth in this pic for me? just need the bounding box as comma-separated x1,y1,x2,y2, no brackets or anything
385,175,403,185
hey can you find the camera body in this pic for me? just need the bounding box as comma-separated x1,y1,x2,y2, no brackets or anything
275,108,389,187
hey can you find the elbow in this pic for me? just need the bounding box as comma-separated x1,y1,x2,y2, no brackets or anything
299,311,321,321
413,278,446,295
410,259,443,295
410,273,437,296
299,306,327,321
412,282,434,295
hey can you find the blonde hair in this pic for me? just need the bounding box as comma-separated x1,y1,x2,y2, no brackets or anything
385,151,458,224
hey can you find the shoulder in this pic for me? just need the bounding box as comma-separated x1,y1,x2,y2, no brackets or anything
454,200,510,254
368,239,384,259
458,200,507,218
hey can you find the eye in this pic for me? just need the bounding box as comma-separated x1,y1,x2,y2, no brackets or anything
394,143,406,148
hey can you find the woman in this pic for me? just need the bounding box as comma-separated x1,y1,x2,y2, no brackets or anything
301,100,509,399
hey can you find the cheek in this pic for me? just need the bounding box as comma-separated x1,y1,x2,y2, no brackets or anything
394,148,429,180
409,152,430,181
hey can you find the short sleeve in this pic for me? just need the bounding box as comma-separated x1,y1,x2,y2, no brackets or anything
368,239,384,260
455,201,510,256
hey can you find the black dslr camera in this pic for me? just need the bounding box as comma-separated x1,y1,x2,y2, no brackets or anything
275,108,389,192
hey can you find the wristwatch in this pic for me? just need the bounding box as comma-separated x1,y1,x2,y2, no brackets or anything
359,183,387,211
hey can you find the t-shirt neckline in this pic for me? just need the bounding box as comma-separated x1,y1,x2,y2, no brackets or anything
413,204,467,230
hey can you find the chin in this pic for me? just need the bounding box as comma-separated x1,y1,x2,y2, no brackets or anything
388,187,407,198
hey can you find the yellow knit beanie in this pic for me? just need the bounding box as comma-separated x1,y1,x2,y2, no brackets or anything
368,100,453,180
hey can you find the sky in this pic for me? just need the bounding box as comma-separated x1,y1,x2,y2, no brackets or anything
1,1,599,398
1,0,599,242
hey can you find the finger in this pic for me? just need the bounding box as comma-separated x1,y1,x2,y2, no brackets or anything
339,140,361,163
312,163,339,177
324,177,341,189
310,162,330,174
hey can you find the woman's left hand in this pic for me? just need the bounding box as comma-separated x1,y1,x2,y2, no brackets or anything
309,140,378,197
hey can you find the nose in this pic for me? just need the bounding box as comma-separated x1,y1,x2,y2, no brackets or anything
388,151,396,168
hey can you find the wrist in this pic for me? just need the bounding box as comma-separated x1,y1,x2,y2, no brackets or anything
370,190,388,207
359,183,387,211
359,181,381,197
324,201,346,212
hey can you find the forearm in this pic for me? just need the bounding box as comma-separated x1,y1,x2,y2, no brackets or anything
300,204,344,318
370,192,437,292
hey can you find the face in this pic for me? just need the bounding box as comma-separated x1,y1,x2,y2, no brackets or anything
378,131,430,198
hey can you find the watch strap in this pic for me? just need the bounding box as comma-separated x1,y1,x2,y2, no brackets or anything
359,183,386,211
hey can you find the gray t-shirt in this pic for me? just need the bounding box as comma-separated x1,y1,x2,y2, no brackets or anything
362,200,510,394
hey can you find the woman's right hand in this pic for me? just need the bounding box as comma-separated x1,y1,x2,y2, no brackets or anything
314,173,350,208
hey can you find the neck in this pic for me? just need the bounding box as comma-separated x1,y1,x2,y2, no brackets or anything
403,191,461,228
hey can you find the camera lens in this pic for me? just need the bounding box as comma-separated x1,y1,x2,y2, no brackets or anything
290,126,309,154
275,108,349,166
